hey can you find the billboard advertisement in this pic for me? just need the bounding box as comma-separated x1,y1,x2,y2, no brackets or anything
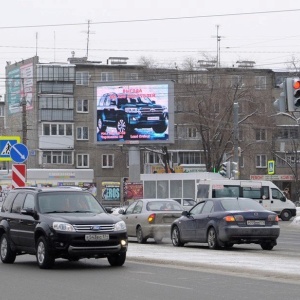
7,62,34,115
95,81,174,144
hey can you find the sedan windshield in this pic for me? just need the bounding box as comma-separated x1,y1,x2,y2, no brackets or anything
220,198,266,211
38,192,105,214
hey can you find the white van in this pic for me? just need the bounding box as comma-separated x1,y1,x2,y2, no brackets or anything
196,179,296,221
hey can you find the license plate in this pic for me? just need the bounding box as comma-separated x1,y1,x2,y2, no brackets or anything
147,116,159,120
247,220,265,226
85,234,109,241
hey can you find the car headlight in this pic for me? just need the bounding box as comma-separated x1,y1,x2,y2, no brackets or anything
114,220,126,231
53,222,75,232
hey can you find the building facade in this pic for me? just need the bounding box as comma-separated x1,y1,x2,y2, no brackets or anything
2,55,299,203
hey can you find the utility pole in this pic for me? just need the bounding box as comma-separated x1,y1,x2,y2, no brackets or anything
21,78,27,146
233,102,239,179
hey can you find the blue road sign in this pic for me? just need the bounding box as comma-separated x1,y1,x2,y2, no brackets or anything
0,136,21,161
10,143,29,163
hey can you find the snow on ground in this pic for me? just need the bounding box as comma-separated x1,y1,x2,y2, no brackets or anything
126,210,300,281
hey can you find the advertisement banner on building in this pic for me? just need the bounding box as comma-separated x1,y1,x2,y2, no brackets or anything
124,182,143,202
7,62,34,115
95,81,174,144
102,181,120,201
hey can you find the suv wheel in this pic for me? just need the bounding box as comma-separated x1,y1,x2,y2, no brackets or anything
107,252,126,267
97,117,107,133
36,236,55,269
116,118,128,134
152,124,167,134
0,233,16,264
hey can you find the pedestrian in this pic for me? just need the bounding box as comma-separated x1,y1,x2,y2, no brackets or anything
0,185,3,203
89,183,97,197
283,188,290,199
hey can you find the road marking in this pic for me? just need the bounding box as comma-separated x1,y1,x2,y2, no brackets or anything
145,280,193,290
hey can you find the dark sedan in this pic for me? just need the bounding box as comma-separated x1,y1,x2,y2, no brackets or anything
171,197,280,250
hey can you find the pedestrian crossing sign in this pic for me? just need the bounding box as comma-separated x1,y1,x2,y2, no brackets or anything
267,160,275,175
0,136,21,161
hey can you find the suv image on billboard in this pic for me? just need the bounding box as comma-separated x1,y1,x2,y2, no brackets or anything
0,187,127,269
97,93,168,135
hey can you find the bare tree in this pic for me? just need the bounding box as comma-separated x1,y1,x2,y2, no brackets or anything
175,72,270,173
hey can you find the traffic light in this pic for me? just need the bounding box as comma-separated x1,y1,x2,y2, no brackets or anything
273,92,286,112
286,77,300,112
219,162,229,178
231,162,239,179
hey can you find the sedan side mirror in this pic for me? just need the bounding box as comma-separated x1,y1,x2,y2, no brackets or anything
182,210,189,217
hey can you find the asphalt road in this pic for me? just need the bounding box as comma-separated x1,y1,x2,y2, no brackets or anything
0,220,299,300
0,257,299,300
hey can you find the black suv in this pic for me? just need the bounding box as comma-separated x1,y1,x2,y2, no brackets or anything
97,93,168,134
0,187,127,269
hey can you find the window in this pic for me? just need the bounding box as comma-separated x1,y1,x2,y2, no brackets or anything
256,154,267,168
286,154,300,165
11,193,25,213
255,129,266,141
43,123,73,136
0,106,4,117
37,65,75,81
76,127,89,140
144,152,161,164
207,75,220,88
76,72,89,85
39,82,73,94
23,194,35,210
187,127,197,138
101,72,114,81
178,73,207,84
278,127,298,139
43,151,73,164
255,76,266,90
231,75,243,88
39,96,74,109
178,151,201,164
77,99,88,112
102,154,114,168
77,154,89,168
125,73,138,80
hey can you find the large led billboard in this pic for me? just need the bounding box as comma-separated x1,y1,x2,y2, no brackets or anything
95,81,174,144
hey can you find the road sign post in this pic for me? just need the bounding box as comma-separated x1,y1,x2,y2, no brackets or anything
12,164,27,188
10,143,29,163
0,136,21,162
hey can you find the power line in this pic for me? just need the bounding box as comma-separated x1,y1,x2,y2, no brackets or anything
0,8,300,30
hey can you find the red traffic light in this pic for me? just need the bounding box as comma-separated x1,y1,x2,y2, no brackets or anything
293,80,300,89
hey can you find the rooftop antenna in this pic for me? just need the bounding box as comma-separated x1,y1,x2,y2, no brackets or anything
54,31,56,62
83,20,95,59
211,25,225,68
35,32,38,56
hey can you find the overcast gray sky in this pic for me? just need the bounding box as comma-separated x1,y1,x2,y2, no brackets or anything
0,0,300,94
